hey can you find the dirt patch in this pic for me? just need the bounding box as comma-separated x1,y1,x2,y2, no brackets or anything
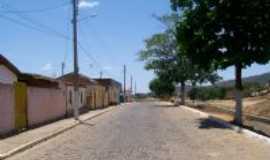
206,95,270,118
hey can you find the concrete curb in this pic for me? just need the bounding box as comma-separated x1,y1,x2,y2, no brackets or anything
181,105,270,145
0,107,115,160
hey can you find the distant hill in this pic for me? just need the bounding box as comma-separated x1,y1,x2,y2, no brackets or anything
217,72,270,87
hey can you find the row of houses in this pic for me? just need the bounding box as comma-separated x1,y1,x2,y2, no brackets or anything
0,54,122,136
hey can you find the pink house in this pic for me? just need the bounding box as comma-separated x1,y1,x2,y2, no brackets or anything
0,54,66,135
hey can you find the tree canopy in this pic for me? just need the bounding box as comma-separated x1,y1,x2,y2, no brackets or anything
139,14,221,104
171,0,270,70
149,77,175,97
171,0,270,125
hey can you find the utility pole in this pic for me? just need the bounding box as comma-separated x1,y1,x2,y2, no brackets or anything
61,62,65,76
135,81,137,95
130,75,133,95
72,0,79,120
100,71,103,79
123,65,126,102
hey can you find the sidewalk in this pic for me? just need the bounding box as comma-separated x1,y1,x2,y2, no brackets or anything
0,106,116,159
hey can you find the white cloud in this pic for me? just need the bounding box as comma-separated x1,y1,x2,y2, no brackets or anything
41,63,53,71
79,0,100,9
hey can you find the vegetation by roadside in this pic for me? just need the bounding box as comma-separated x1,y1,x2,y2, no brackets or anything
186,98,270,137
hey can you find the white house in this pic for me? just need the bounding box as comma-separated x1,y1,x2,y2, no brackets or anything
58,73,96,114
0,54,19,84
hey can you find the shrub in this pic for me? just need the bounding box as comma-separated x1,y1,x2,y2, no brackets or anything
188,87,226,101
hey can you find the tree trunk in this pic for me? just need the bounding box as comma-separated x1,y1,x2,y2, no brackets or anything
180,81,186,105
191,81,197,104
234,64,243,126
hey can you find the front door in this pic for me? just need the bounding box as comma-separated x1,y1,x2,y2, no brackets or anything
14,82,27,130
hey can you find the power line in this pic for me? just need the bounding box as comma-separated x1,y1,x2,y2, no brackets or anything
0,1,71,40
0,14,70,40
0,13,108,77
0,1,113,79
63,3,72,67
77,42,112,76
0,1,69,14
79,23,118,77
0,14,53,34
81,22,115,60
78,42,113,77
78,26,114,77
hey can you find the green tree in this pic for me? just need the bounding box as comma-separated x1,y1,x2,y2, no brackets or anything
139,15,190,104
139,27,191,105
171,0,270,125
149,77,175,98
140,14,221,105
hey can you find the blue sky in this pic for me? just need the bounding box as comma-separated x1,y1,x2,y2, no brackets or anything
0,0,269,93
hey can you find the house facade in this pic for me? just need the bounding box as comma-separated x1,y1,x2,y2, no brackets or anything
0,54,20,84
58,73,96,114
0,54,66,135
94,78,122,105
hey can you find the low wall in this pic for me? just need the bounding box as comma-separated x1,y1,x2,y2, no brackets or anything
27,87,66,127
0,83,15,135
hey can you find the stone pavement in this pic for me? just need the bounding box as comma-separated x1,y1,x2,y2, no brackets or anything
0,106,115,156
5,102,270,160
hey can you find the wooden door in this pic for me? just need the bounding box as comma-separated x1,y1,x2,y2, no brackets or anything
14,82,27,130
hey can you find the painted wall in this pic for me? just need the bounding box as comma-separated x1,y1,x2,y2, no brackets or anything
86,86,96,109
0,83,15,134
0,65,17,84
95,86,105,109
66,86,87,113
27,87,66,127
108,86,121,104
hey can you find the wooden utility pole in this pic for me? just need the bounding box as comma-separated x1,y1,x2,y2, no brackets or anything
72,0,79,120
100,71,103,79
135,81,137,95
61,62,65,76
123,65,126,102
130,75,133,95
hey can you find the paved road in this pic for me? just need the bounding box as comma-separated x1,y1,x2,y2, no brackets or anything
7,102,270,160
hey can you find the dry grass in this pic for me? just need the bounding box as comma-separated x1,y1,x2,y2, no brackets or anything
206,94,270,118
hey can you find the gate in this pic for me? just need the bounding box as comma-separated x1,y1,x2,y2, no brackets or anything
14,82,27,130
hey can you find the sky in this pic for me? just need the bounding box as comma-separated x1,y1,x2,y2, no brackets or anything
0,0,270,93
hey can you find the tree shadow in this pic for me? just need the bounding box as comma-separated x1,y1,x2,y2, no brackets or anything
155,104,178,108
197,118,230,129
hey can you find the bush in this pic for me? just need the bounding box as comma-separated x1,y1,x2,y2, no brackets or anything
188,87,226,101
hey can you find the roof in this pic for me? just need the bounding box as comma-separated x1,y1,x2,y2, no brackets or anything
0,54,21,75
94,78,122,88
0,54,59,88
19,73,59,88
58,73,98,86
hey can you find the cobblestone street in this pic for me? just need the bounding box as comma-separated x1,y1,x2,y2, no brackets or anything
7,102,270,160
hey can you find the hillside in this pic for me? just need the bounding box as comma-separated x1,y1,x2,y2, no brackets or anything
217,72,270,87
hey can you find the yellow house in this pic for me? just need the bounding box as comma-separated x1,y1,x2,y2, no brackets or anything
94,79,122,105
93,83,107,109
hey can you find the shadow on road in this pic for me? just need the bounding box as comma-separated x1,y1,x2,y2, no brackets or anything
155,104,178,108
197,118,229,129
79,120,95,127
